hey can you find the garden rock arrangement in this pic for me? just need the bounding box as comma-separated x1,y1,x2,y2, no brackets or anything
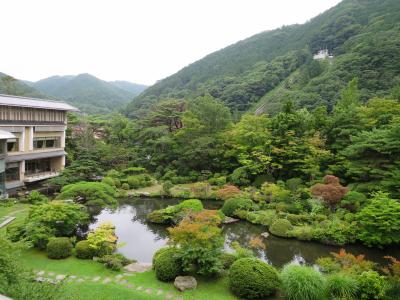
174,276,197,291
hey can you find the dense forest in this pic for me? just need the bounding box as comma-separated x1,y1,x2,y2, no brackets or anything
126,0,400,117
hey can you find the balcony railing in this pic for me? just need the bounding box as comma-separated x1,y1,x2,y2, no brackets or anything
24,171,59,182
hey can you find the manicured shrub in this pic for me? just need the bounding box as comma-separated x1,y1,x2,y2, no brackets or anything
6,223,26,242
221,197,253,217
312,219,355,245
122,167,147,175
153,247,182,281
57,181,117,206
152,247,174,267
75,240,94,259
26,191,48,204
327,273,358,299
229,258,280,299
357,271,387,300
176,199,203,212
46,237,73,259
121,183,130,190
269,219,293,237
281,264,326,300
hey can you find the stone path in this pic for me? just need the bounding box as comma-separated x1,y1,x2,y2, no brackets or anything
33,270,193,300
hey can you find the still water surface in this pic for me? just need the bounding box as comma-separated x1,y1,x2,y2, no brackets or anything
89,198,400,266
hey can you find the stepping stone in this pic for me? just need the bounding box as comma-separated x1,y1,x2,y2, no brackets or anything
35,276,44,282
56,275,66,280
120,279,128,285
157,289,163,295
37,271,45,276
124,262,152,273
145,288,152,294
136,286,143,291
115,274,124,279
175,297,184,300
126,284,133,288
48,272,55,276
102,277,111,284
92,276,101,282
77,278,85,283
123,273,133,276
165,292,174,299
69,275,77,279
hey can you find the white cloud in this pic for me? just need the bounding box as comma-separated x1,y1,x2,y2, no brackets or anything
0,0,341,85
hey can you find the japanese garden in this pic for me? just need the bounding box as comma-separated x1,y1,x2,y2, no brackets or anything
1,0,400,299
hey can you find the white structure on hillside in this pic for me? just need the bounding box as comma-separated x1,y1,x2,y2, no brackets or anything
313,49,333,60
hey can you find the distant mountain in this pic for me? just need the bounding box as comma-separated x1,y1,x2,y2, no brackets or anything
0,72,49,98
126,0,400,117
31,74,147,114
109,81,147,96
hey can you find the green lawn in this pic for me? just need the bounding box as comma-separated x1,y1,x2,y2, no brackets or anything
0,202,30,233
19,248,238,300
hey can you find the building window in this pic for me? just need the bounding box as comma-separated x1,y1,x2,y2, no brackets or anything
0,141,5,155
33,137,60,149
7,138,19,152
6,162,20,182
25,159,51,176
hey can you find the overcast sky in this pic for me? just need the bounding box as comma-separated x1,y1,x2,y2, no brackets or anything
0,0,341,85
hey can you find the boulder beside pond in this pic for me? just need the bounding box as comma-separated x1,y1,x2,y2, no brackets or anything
174,276,197,291
222,216,239,224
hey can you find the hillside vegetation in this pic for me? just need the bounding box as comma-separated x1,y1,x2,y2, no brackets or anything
31,74,147,114
126,0,400,117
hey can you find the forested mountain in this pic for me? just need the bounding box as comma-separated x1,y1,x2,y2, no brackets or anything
0,72,49,98
30,74,147,114
126,0,400,117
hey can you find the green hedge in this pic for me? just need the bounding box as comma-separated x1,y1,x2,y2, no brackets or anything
47,237,72,259
229,258,280,299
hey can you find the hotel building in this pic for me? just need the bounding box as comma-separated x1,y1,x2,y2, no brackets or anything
0,94,78,197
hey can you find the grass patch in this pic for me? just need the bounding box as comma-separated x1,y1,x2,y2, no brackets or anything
19,248,238,300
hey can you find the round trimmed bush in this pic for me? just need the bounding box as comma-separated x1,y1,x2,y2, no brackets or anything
281,264,326,300
75,240,94,259
176,199,203,212
229,258,280,299
270,218,293,237
152,247,173,267
47,237,73,259
221,197,253,217
153,247,182,281
327,273,358,299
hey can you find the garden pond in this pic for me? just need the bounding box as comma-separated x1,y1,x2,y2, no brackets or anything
87,198,400,267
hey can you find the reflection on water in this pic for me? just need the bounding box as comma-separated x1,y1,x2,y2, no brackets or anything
88,198,400,265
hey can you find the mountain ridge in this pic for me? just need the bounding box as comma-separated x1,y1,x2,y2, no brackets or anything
125,0,400,117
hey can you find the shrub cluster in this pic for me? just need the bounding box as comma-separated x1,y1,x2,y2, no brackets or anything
75,240,94,259
269,218,293,237
46,237,73,259
147,199,203,224
221,197,253,217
